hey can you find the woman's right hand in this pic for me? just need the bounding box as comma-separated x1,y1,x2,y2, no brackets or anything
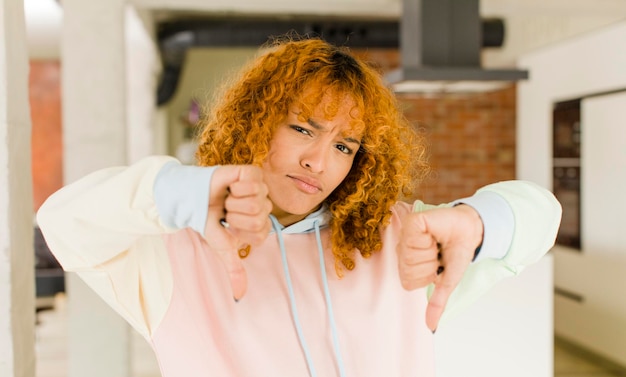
205,165,272,300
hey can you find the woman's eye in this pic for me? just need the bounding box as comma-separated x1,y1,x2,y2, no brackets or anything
336,144,353,155
291,125,311,136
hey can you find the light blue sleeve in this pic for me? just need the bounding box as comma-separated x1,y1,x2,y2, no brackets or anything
153,161,219,235
452,191,514,262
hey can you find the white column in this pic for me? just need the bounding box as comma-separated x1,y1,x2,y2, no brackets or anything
125,6,161,163
0,0,36,376
62,1,131,376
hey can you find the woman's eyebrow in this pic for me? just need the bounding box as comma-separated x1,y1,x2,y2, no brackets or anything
307,118,361,146
344,136,361,146
306,118,325,131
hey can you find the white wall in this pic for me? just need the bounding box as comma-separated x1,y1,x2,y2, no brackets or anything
518,20,626,366
481,0,626,68
435,255,554,377
518,21,626,187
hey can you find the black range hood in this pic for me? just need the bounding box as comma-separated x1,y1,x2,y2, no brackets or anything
385,0,528,93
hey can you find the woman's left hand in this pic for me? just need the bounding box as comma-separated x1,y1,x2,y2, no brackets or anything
396,204,483,332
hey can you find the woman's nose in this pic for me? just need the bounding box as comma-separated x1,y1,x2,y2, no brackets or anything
300,144,327,173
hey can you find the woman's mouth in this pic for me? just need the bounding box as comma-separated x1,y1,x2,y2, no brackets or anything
288,175,322,194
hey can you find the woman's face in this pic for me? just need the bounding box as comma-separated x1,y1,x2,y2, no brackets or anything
262,95,362,226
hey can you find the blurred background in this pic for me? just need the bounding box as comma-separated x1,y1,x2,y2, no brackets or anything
2,0,625,376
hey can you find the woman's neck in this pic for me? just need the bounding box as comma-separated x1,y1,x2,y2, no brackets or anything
271,206,322,227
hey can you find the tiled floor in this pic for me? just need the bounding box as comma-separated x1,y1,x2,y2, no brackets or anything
554,337,626,377
35,293,624,377
35,294,161,377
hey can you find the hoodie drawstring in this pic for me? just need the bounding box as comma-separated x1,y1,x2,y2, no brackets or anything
314,220,347,377
270,215,318,376
269,214,346,377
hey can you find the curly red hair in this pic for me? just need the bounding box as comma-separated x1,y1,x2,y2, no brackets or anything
196,36,428,276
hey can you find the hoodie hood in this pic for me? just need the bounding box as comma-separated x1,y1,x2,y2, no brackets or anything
272,204,331,234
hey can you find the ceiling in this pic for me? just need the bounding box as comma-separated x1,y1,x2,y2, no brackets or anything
24,0,626,67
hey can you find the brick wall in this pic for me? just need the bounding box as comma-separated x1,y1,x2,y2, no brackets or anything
355,48,517,204
30,61,63,212
398,87,517,204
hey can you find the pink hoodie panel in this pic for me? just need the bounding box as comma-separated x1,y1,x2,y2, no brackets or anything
151,202,435,377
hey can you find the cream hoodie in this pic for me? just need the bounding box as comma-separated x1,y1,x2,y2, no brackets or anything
37,156,561,377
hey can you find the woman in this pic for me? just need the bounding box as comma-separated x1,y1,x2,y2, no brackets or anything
37,37,561,376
